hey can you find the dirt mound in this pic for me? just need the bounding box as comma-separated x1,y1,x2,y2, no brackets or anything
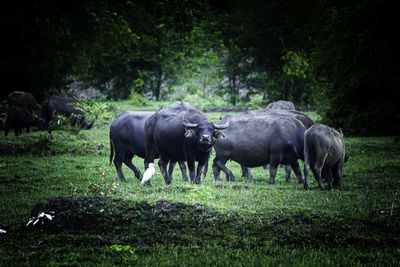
28,197,193,234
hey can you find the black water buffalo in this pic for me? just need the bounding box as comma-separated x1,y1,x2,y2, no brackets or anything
5,106,47,136
8,91,42,117
303,123,346,190
242,108,315,181
143,101,228,185
212,113,306,184
110,111,188,182
266,100,295,110
42,96,94,130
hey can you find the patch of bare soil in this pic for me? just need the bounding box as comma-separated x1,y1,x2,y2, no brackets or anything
28,197,192,234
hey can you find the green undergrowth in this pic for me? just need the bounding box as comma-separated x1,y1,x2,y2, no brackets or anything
0,107,399,265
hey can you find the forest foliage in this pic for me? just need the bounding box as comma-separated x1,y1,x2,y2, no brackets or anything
1,0,399,135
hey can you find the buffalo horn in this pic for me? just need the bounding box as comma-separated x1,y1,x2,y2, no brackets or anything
214,119,229,130
182,115,198,128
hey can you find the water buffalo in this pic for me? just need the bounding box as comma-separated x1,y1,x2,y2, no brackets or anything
142,101,229,185
42,96,94,130
242,108,315,180
5,106,47,136
8,91,42,117
212,113,306,184
266,100,295,110
303,123,346,190
110,110,189,182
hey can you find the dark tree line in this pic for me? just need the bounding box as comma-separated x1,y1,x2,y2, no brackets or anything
1,0,399,135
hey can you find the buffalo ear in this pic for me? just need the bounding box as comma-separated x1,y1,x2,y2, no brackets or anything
213,130,225,139
184,128,196,138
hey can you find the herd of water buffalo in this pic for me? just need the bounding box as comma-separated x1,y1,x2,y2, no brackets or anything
2,91,347,190
2,91,94,137
110,100,347,190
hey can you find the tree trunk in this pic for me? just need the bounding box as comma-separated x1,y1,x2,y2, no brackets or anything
230,74,237,106
154,68,162,101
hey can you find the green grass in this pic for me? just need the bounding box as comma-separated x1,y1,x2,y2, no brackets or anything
0,102,399,266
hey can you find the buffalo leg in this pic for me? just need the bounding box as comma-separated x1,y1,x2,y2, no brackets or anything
212,158,234,182
114,157,127,182
168,161,176,181
323,166,333,189
202,156,209,179
332,163,343,190
240,165,253,181
212,159,222,181
241,164,248,177
178,161,189,182
284,165,293,182
246,167,253,181
268,162,279,184
290,161,303,184
124,154,142,180
268,154,282,184
304,163,310,190
158,157,171,185
194,156,209,185
312,165,325,190
187,159,196,184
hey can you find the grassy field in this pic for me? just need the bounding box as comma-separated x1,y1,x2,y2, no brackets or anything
0,101,399,266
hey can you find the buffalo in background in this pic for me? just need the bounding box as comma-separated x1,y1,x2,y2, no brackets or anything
4,91,50,136
8,91,42,118
143,101,228,185
266,100,295,111
5,106,47,136
42,96,94,132
110,110,189,183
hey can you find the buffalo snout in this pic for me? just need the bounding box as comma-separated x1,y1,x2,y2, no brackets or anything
200,134,212,143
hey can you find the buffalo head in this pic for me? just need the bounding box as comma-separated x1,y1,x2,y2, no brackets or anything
183,119,229,152
82,119,95,130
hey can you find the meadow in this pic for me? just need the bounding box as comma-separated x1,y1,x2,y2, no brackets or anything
0,101,399,266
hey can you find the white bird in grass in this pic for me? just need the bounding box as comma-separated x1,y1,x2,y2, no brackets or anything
141,163,155,184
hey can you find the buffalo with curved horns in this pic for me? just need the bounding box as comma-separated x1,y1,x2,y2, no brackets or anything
143,101,228,185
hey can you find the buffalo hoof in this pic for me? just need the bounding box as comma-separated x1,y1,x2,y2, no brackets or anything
286,177,291,183
303,184,309,190
268,180,275,185
143,181,151,186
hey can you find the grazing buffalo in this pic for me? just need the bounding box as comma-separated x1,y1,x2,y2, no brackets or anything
143,101,228,185
303,123,346,190
212,113,306,184
5,106,47,136
110,111,188,182
266,100,295,110
8,91,42,117
42,96,94,130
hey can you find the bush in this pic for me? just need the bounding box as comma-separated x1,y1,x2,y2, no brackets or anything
129,91,149,107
